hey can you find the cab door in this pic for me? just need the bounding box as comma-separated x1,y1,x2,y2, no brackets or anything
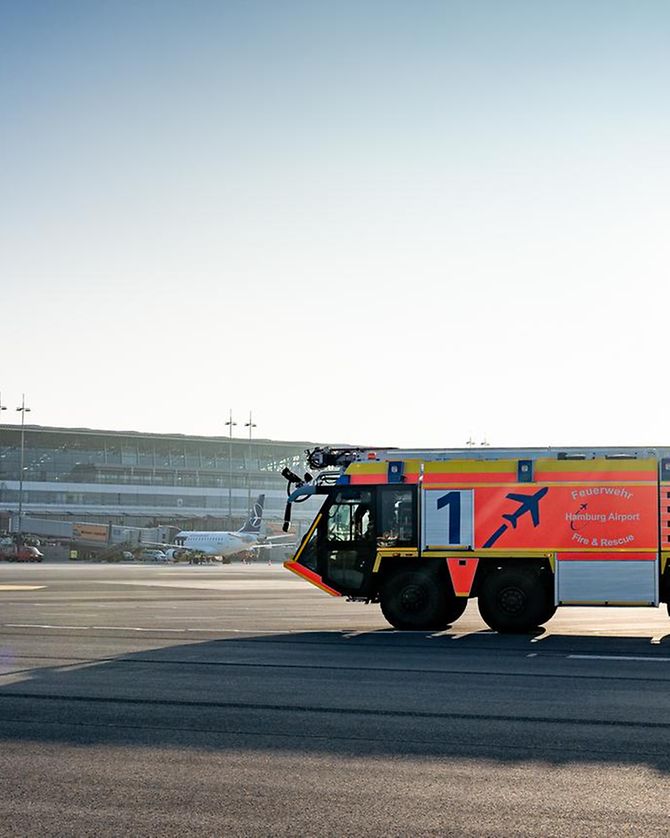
319,487,377,596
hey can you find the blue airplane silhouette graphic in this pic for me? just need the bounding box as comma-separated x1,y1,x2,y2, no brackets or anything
502,486,549,529
482,486,549,548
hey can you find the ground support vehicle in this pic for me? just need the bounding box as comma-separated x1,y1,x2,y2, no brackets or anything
281,445,670,633
0,544,44,563
135,548,168,562
168,548,230,564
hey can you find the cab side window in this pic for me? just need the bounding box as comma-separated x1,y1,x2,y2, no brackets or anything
378,488,415,546
326,490,374,542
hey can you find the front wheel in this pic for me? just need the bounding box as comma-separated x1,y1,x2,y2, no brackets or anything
478,565,553,634
380,569,451,630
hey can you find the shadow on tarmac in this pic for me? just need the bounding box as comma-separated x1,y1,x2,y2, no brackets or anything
2,628,670,772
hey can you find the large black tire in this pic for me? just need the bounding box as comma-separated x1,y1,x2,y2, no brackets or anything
380,569,451,630
432,596,469,630
478,565,553,634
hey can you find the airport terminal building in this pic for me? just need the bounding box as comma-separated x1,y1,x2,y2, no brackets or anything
0,425,319,534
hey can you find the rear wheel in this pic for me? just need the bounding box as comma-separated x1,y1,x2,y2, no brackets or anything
380,569,451,630
478,565,553,634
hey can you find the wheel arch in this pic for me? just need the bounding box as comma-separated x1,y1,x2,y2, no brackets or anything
471,556,554,598
373,556,450,599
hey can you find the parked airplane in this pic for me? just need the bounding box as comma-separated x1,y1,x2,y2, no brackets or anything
168,495,273,561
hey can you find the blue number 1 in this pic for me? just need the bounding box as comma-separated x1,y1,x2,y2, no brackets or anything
437,491,461,545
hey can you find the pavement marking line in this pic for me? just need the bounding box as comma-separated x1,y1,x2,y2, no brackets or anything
4,624,88,630
98,579,302,591
1,624,342,636
569,654,670,662
0,585,46,591
89,626,185,632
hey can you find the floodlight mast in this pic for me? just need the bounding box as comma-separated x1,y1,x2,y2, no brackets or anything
225,410,237,529
16,394,31,535
244,411,257,516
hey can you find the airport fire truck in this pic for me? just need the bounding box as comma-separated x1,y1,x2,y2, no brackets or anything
281,445,670,633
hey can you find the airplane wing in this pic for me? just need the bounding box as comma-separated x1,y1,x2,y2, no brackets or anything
262,534,297,545
250,540,297,550
506,493,529,504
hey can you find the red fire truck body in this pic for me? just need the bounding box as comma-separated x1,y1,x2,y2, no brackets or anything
281,446,670,633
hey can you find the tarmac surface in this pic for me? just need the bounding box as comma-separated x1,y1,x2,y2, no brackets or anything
2,561,670,836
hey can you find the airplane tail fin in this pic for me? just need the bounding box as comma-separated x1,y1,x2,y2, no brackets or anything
239,494,265,533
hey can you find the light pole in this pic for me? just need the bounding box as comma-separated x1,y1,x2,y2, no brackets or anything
225,410,236,529
0,392,6,479
244,411,256,516
16,394,31,536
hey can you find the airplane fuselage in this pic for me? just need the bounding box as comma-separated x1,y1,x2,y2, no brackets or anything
174,530,261,558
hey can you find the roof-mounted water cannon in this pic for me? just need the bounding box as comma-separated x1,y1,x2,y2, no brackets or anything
281,447,398,532
281,467,313,491
305,447,367,470
281,467,314,532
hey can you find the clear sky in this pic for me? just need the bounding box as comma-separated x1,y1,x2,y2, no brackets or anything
2,0,669,448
